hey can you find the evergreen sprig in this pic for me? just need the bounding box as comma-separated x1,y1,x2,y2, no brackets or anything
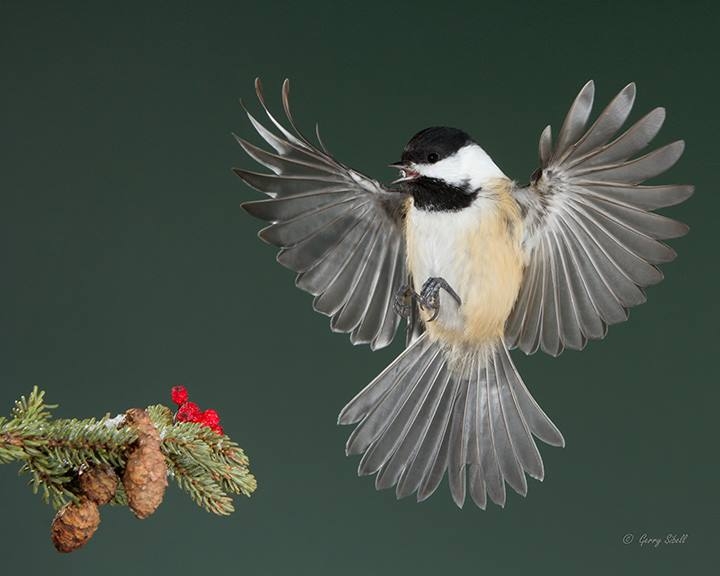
0,387,256,515
146,404,257,515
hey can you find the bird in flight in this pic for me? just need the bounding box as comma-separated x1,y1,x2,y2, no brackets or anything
235,79,692,508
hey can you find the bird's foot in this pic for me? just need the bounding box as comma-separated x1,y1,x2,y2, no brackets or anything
393,284,418,318
418,277,462,322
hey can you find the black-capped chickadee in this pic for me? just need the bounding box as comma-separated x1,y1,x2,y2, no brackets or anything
235,79,692,508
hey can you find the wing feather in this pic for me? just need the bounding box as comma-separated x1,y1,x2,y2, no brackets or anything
566,83,636,161
234,134,341,177
283,206,369,275
554,80,595,160
353,233,402,346
573,141,684,183
539,239,562,357
332,225,386,332
373,238,406,348
509,82,692,356
538,125,553,166
236,79,408,349
315,223,379,317
579,183,693,211
518,253,545,354
548,227,586,349
258,198,365,246
243,191,357,222
569,108,666,170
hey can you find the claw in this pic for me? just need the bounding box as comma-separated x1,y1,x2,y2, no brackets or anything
395,278,462,323
424,305,440,322
417,277,462,323
393,284,417,319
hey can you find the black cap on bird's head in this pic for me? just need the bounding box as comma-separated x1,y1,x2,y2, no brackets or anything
402,127,473,165
390,127,474,183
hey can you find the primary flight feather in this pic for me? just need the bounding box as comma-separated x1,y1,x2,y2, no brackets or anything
235,79,692,508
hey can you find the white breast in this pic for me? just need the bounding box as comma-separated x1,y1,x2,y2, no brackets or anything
406,200,490,332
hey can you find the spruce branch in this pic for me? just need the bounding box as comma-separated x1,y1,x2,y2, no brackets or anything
0,387,257,552
146,404,256,515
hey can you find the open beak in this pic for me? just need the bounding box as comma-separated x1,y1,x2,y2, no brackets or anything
389,162,419,184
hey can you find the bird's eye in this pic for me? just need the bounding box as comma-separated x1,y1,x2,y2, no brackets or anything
427,152,439,163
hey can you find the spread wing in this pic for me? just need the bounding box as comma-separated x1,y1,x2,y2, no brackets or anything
506,81,693,356
235,79,408,350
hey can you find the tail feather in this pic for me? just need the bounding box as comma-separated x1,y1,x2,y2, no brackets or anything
417,393,455,501
447,360,472,506
360,350,444,478
467,358,488,509
485,352,528,497
380,362,450,493
373,356,446,488
477,360,506,506
468,464,487,509
495,349,545,480
338,334,565,508
499,347,565,447
343,338,437,456
396,368,456,499
338,335,433,426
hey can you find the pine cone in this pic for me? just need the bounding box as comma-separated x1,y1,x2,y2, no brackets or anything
78,464,118,505
50,498,100,553
122,408,168,519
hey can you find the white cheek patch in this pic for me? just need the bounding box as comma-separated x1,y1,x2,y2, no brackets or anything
415,144,506,190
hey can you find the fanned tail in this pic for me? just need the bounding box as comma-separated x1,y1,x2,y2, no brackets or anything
338,334,564,508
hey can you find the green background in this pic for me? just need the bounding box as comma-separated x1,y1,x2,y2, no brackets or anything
1,1,716,574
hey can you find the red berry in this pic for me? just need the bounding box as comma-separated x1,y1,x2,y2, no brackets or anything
171,386,189,406
198,409,223,434
205,422,223,435
201,409,220,428
176,401,201,423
